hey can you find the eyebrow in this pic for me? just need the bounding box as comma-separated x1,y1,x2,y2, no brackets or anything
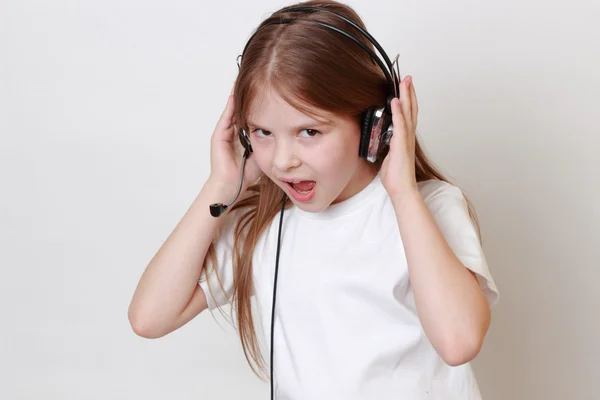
247,118,334,131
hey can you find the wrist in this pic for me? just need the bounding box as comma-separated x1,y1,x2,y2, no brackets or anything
391,187,423,212
203,177,236,202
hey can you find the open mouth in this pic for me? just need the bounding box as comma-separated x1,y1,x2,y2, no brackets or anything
282,180,316,202
287,181,315,193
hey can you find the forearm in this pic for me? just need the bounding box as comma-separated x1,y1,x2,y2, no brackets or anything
392,190,490,365
128,179,229,332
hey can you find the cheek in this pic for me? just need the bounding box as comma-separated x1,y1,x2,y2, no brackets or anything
312,141,359,178
252,150,272,175
328,130,360,164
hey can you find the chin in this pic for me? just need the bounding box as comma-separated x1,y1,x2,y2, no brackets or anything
289,190,338,214
292,200,329,213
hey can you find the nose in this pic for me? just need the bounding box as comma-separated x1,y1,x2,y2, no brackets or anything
272,138,301,172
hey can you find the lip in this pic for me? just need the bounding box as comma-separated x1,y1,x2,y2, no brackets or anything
279,177,310,183
281,179,316,203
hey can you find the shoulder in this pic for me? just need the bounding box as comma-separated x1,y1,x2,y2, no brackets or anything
213,200,256,250
416,179,477,241
418,179,466,212
217,189,258,233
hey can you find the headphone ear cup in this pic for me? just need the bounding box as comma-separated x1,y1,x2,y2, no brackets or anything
359,108,375,159
238,128,253,153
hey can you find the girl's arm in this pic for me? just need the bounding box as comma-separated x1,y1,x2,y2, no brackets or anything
391,190,491,366
127,179,232,338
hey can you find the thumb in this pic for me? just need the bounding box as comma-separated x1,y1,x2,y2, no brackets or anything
214,95,235,142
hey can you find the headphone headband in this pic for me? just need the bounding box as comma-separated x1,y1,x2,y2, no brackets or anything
234,5,399,165
238,6,400,99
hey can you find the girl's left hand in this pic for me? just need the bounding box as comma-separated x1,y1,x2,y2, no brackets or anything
380,75,419,200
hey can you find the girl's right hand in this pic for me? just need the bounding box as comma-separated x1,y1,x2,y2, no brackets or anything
208,86,262,200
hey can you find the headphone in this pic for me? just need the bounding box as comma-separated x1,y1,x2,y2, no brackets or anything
237,6,400,164
209,6,401,398
210,6,401,217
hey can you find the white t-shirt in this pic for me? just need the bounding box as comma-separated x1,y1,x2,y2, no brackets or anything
199,174,499,399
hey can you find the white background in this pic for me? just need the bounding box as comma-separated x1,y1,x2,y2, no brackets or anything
1,0,598,398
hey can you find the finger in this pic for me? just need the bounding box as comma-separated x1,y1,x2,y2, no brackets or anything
214,95,235,141
221,95,234,126
400,76,412,131
391,97,407,146
409,78,418,129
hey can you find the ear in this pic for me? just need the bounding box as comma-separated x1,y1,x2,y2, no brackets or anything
238,128,253,153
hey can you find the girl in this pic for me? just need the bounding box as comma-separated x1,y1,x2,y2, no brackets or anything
129,1,499,399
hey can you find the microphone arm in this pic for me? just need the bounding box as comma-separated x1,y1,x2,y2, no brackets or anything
209,148,250,217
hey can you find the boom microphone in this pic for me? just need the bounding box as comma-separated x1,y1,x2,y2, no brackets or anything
209,148,250,217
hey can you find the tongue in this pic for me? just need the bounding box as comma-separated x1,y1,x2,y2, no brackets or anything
292,181,315,191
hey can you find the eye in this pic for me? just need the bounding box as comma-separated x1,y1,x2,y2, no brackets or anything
299,129,320,138
252,128,271,137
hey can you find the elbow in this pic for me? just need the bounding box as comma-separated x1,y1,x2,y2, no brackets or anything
438,333,484,366
438,315,491,367
128,306,166,339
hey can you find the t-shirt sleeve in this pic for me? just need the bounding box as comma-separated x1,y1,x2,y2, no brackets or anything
420,181,499,307
198,206,245,311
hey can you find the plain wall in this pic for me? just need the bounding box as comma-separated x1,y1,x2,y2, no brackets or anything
1,0,598,398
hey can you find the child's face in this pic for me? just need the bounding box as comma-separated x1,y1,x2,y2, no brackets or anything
247,88,377,213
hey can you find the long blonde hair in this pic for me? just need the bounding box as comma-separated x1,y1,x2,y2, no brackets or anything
202,0,481,380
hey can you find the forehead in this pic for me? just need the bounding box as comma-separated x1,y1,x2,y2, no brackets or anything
247,87,336,127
